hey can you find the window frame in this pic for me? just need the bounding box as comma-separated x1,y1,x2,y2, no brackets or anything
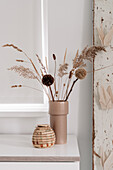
0,0,49,117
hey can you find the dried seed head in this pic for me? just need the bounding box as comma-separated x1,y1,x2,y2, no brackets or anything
16,59,24,62
11,85,22,88
42,74,54,86
56,91,58,94
69,70,73,79
75,68,87,79
53,54,56,60
2,44,23,52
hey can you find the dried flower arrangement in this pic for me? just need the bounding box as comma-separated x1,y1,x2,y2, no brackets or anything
3,44,106,101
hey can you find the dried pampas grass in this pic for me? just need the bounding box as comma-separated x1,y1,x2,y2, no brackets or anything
3,43,106,101
8,66,38,80
36,54,47,74
2,44,23,52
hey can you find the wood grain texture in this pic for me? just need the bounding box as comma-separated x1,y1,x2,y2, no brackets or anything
0,156,80,162
93,0,113,169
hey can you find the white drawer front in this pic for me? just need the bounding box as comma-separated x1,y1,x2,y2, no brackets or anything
0,162,80,170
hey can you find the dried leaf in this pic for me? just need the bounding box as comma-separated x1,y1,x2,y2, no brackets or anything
104,26,113,46
99,85,113,110
97,24,105,45
100,145,107,167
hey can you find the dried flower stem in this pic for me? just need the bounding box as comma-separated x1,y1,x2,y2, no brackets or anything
64,78,72,99
40,69,44,77
24,85,43,92
11,84,43,93
3,44,51,99
63,48,67,64
49,86,54,101
45,56,48,72
57,77,60,100
4,44,106,102
65,78,78,101
36,54,47,74
52,54,57,98
58,78,62,100
54,59,57,98
3,44,41,79
61,78,67,99
64,70,73,99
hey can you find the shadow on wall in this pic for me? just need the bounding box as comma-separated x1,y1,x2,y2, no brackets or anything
77,0,93,170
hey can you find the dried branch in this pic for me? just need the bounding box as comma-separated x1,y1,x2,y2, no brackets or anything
36,54,47,74
64,70,73,99
65,78,78,101
53,54,57,98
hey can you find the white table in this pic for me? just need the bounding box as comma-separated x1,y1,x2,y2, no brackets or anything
0,134,80,170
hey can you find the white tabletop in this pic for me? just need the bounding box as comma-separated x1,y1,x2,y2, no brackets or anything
0,134,80,162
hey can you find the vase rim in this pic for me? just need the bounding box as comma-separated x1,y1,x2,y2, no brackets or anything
49,100,68,103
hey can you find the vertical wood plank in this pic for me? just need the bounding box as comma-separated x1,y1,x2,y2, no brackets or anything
93,0,113,169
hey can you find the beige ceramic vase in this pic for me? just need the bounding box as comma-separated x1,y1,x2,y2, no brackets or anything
49,101,68,144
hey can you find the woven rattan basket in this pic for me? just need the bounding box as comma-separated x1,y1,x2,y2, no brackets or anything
32,124,56,148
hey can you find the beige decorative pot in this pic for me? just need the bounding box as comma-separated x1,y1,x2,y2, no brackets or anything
49,101,68,144
32,124,55,148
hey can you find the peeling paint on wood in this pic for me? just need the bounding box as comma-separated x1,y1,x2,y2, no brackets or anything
93,0,113,169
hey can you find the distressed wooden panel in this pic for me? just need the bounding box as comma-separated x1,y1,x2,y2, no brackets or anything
93,0,113,169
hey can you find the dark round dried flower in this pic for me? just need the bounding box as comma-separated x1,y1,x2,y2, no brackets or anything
75,68,87,79
42,74,54,86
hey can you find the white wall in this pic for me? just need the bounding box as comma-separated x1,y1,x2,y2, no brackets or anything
0,0,93,170
48,0,93,169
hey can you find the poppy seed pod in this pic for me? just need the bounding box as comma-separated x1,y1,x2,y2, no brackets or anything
42,74,54,86
75,68,87,79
